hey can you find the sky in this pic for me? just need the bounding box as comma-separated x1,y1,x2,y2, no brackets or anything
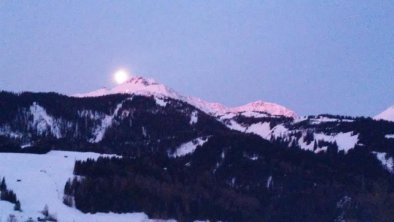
0,1,393,116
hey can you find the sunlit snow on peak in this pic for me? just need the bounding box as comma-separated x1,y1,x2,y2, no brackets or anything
73,75,297,118
374,105,394,122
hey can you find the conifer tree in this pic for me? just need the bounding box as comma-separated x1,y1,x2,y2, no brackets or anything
14,200,21,212
0,177,7,191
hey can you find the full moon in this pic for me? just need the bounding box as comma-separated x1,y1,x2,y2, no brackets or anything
113,69,129,84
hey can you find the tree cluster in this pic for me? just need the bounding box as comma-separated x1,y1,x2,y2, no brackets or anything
64,132,394,222
0,177,21,211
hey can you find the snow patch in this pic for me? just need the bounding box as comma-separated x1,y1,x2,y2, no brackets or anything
314,146,328,153
170,137,209,158
292,132,359,153
385,134,394,139
293,116,308,124
314,132,359,153
309,116,353,124
244,153,259,161
373,152,394,173
21,143,32,149
270,124,288,139
29,102,62,138
90,102,125,143
239,111,269,118
297,136,315,152
296,132,359,153
266,176,273,189
155,97,167,107
190,111,198,125
246,122,271,139
225,120,247,132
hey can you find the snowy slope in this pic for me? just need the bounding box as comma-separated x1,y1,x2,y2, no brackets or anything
230,101,297,118
0,151,174,222
219,114,361,154
169,137,210,158
374,106,394,122
29,102,62,138
74,87,110,98
73,76,297,118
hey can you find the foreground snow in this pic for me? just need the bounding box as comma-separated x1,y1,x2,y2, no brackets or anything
0,151,174,222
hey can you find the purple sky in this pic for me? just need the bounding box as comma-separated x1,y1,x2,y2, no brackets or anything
1,1,393,116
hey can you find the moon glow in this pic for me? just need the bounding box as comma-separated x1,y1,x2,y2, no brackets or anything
114,69,129,84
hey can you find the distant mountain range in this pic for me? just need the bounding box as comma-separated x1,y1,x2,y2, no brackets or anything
74,76,297,117
0,76,393,222
71,76,394,155
75,75,393,122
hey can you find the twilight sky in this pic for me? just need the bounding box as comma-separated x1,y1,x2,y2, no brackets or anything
0,1,393,116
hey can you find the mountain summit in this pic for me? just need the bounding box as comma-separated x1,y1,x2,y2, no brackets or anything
74,76,297,118
74,76,180,99
229,101,297,117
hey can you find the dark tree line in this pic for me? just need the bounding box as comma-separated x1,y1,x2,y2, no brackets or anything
0,177,21,211
65,155,261,221
63,132,394,222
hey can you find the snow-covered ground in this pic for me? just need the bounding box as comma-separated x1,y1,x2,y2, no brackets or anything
0,151,172,222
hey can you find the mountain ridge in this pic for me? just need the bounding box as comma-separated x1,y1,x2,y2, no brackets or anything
73,76,297,118
0,86,394,221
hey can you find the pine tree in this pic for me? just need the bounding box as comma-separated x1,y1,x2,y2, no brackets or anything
0,177,7,191
14,200,21,211
42,204,49,217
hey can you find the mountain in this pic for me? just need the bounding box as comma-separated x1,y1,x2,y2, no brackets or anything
1,76,393,160
229,101,297,117
0,76,394,221
0,91,227,155
375,105,394,122
74,76,181,100
74,76,297,117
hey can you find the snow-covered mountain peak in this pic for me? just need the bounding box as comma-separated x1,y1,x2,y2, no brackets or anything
74,76,181,99
73,76,297,118
374,105,394,122
124,76,158,86
229,100,297,118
